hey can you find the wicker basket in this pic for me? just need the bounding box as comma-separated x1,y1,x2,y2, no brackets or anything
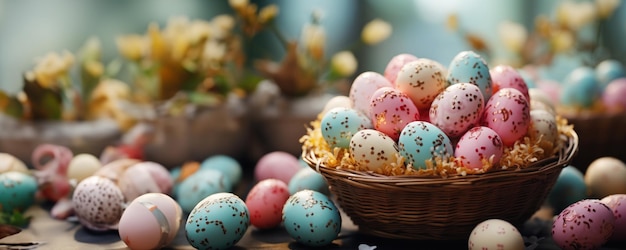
302,131,578,240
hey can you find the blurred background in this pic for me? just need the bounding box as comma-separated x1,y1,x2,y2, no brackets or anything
2,0,624,94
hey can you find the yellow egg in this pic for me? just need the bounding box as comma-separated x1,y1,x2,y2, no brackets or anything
67,154,102,183
585,157,626,198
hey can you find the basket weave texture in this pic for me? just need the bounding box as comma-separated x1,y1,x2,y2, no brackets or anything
302,131,579,240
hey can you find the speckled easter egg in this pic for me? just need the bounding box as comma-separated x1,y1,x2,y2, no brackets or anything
596,59,625,89
528,109,559,155
560,66,601,108
552,199,615,250
454,126,503,170
254,151,305,184
383,53,419,83
585,157,626,198
245,179,291,229
429,83,484,138
468,219,525,250
602,78,626,112
176,169,231,213
321,107,373,148
369,87,420,140
446,50,493,100
0,171,38,213
72,175,125,231
547,166,588,214
349,71,394,118
398,121,454,170
349,129,400,171
282,190,341,247
481,88,530,146
394,58,447,110
490,64,530,101
185,193,250,250
200,155,242,187
600,194,626,241
288,167,329,195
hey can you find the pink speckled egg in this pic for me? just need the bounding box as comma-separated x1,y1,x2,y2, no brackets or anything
383,53,419,83
602,78,626,113
468,219,524,250
552,199,615,250
369,87,420,140
254,151,302,184
489,65,530,101
481,88,530,146
454,126,503,170
429,83,485,138
349,129,400,171
601,194,626,242
245,179,290,229
394,58,447,110
349,71,394,118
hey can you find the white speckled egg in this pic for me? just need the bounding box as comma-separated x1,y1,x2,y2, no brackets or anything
454,126,503,170
67,153,102,183
119,193,182,250
552,199,615,250
398,121,454,170
446,50,493,100
282,190,341,247
349,129,399,171
0,153,28,174
528,109,559,155
349,71,394,118
288,167,329,195
429,83,484,138
600,194,626,242
185,192,250,250
72,175,125,231
200,155,242,187
369,87,420,140
383,53,419,83
481,88,530,146
585,157,626,198
0,171,38,213
176,169,231,213
490,64,530,101
468,219,524,250
321,107,372,148
394,58,447,109
529,88,556,113
245,179,291,229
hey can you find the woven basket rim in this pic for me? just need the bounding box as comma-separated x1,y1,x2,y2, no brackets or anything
302,130,579,185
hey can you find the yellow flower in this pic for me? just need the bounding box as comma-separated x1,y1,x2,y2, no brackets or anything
361,18,392,45
31,51,74,88
596,0,621,19
116,35,146,61
330,51,357,77
148,22,166,61
259,4,279,24
188,20,212,45
202,39,227,67
228,0,248,10
211,14,236,39
498,20,528,53
300,22,326,60
557,1,597,31
446,14,458,32
550,29,575,53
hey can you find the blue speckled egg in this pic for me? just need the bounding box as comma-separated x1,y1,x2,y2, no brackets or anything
200,155,242,187
446,50,493,100
0,171,38,213
547,166,588,213
595,59,625,89
176,169,232,213
398,121,454,170
185,192,250,250
288,167,330,195
320,107,372,148
560,66,601,108
282,190,341,247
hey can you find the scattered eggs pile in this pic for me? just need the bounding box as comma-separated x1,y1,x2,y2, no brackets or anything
303,50,572,176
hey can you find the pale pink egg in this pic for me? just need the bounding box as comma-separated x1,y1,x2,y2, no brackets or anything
245,179,290,229
602,78,626,112
369,87,420,140
552,199,615,250
455,126,503,170
349,71,394,118
600,194,626,242
429,83,485,138
383,53,419,83
481,88,530,146
490,65,530,101
118,161,173,201
254,151,302,184
394,58,447,110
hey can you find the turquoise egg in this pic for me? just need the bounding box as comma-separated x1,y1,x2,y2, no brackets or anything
200,155,242,186
288,167,329,195
547,166,587,213
282,190,341,247
398,121,454,170
446,50,493,100
176,169,231,213
595,59,625,89
0,171,38,213
560,66,600,108
185,193,249,250
320,107,372,148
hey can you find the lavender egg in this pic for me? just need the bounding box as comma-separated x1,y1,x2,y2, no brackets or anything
429,83,484,138
446,50,493,100
282,190,341,247
320,107,372,148
398,121,454,170
552,199,615,250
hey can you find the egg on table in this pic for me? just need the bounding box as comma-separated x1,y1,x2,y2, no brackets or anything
0,171,38,213
72,175,126,231
468,219,524,250
245,179,291,229
119,193,182,250
552,199,615,250
282,190,342,247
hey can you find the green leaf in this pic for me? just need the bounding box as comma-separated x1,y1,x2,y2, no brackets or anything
0,210,31,228
22,77,63,120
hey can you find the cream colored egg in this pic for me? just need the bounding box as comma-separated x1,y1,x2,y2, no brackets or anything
469,219,525,250
0,153,28,174
530,99,556,115
585,157,626,198
529,88,555,111
67,154,102,183
349,129,399,171
321,95,352,116
528,109,559,156
119,193,182,250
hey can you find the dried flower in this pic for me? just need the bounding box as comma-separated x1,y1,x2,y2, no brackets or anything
116,35,146,62
556,1,597,31
550,29,575,53
499,20,528,53
361,18,392,45
259,4,279,24
596,0,622,19
300,21,326,61
29,51,74,89
330,51,358,77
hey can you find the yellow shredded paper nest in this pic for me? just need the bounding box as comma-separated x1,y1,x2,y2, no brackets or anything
300,114,574,178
